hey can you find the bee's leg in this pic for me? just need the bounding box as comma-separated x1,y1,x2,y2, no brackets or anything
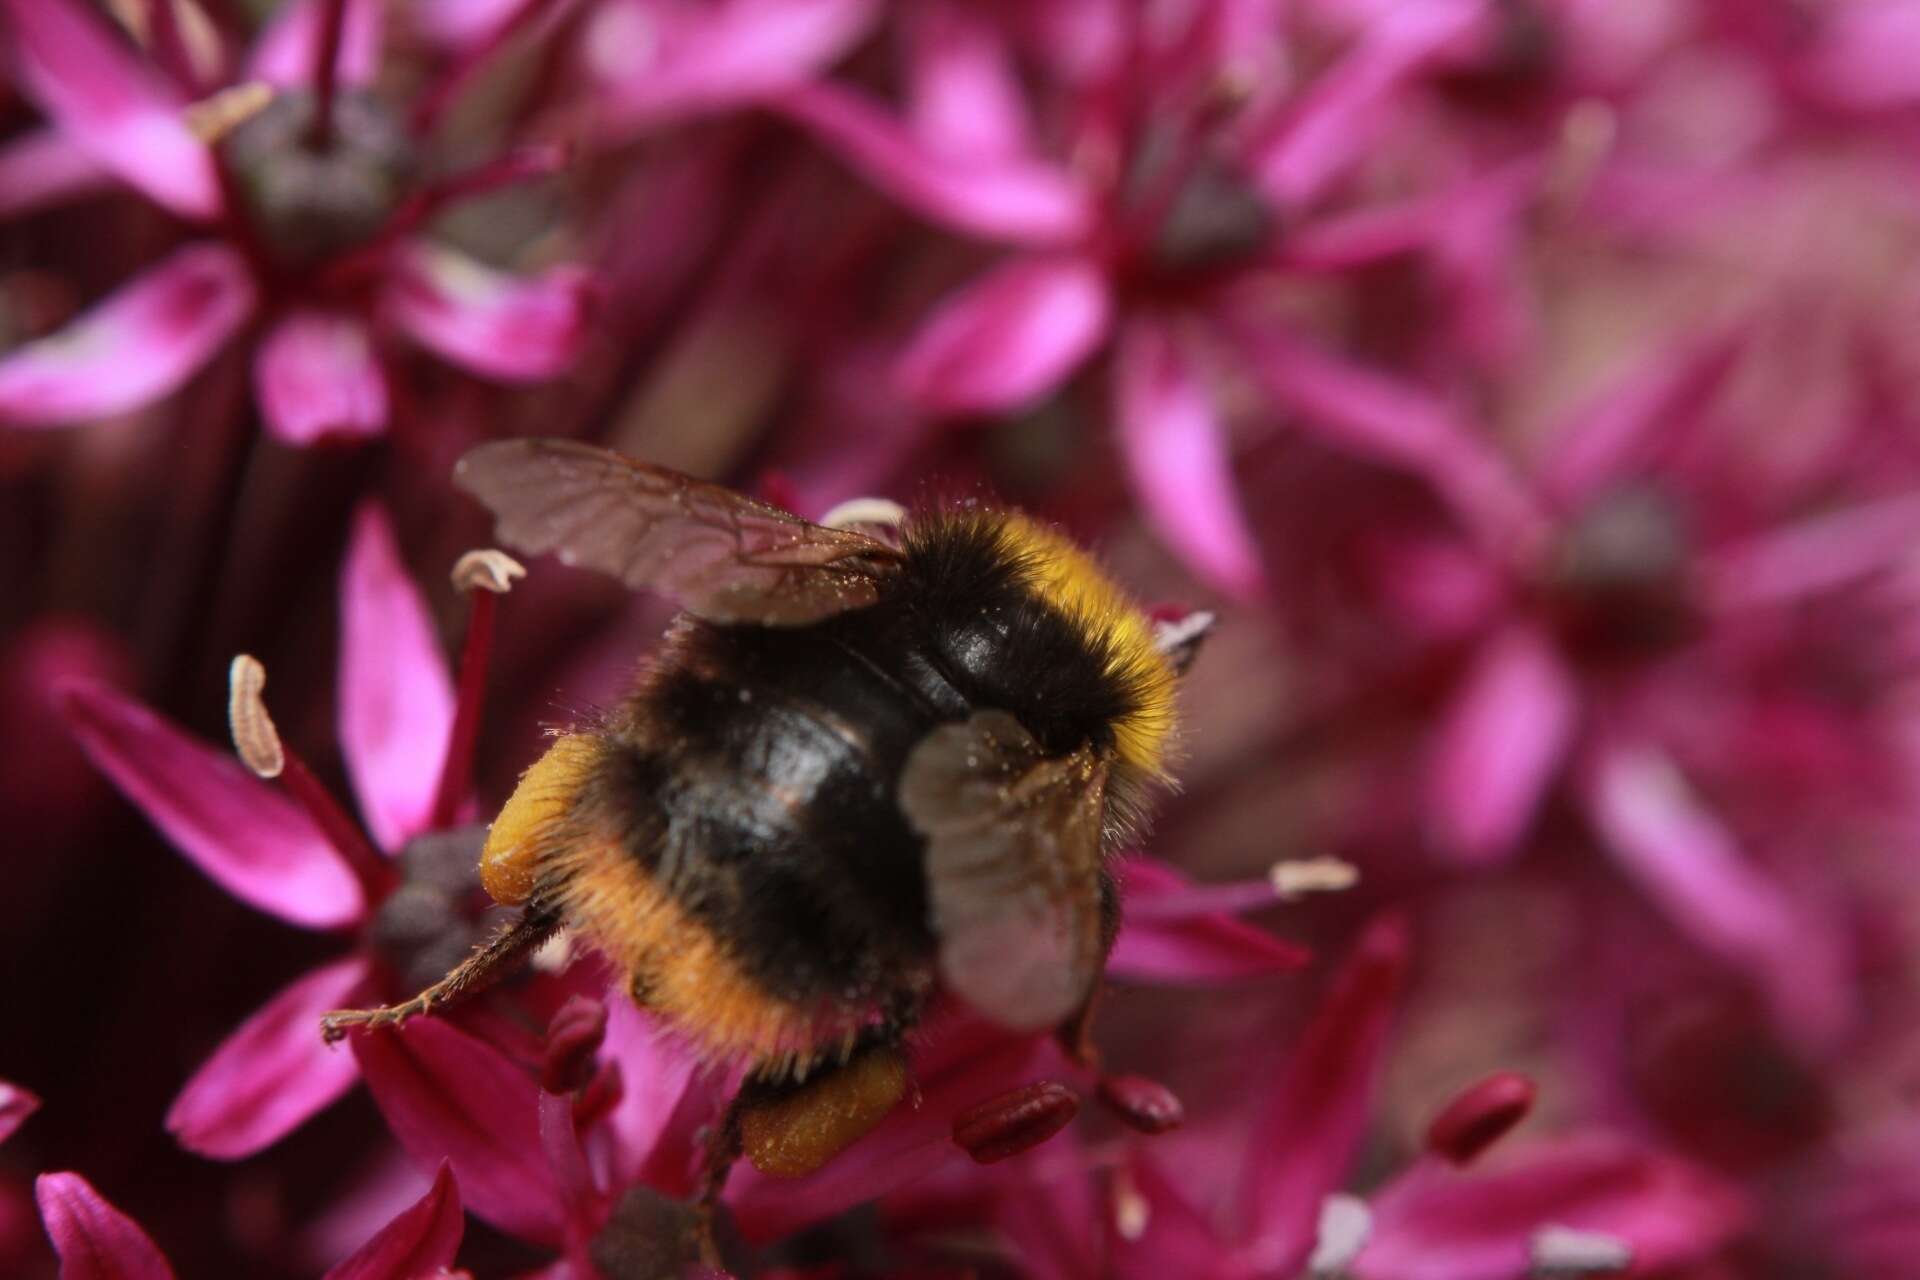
1055,979,1107,1070
320,906,561,1043
1057,874,1184,1134
691,1089,747,1268
1056,868,1123,1068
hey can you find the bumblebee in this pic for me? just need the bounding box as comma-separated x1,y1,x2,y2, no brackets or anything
323,439,1210,1186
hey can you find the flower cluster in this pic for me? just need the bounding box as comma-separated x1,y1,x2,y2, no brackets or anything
4,0,1919,1277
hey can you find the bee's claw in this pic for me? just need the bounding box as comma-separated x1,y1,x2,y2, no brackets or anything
319,998,431,1044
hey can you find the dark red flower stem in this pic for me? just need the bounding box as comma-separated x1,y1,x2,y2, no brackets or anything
391,146,570,243
430,587,497,830
309,0,352,150
410,0,566,135
145,0,202,95
279,748,398,903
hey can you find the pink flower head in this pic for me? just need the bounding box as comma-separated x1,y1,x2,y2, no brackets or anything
0,0,591,442
777,0,1539,598
948,916,1747,1280
57,503,537,1159
349,853,1314,1263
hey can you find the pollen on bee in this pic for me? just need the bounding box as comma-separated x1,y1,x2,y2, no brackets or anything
740,1045,909,1178
480,733,600,905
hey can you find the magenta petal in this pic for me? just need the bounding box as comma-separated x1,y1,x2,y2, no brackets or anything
1239,915,1410,1271
58,679,364,928
1705,494,1920,611
323,1162,463,1280
353,1019,567,1248
775,83,1093,244
167,955,372,1159
600,998,702,1188
1114,316,1266,600
1110,858,1310,982
1583,742,1849,1046
1115,1153,1233,1278
338,503,455,852
1227,320,1541,552
1802,3,1920,111
590,0,878,128
0,1079,40,1146
0,128,112,217
35,1172,175,1280
0,0,220,219
1247,2,1476,208
384,243,591,382
1357,1136,1747,1280
0,244,255,427
898,255,1111,414
255,311,389,444
904,0,1033,161
248,0,385,89
1425,626,1579,866
1539,330,1743,508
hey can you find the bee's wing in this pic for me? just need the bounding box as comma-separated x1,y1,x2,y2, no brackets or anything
454,438,906,625
900,711,1108,1032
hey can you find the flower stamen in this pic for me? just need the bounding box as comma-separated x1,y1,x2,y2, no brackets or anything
228,653,396,901
430,550,523,829
309,0,351,150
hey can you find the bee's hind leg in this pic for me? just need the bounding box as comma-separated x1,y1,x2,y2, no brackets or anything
320,906,562,1043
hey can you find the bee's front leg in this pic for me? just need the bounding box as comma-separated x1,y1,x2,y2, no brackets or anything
320,906,561,1043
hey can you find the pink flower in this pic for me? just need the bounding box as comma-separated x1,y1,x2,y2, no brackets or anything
350,855,1313,1263
57,503,536,1158
960,917,1745,1279
0,0,590,442
1387,328,1920,1047
34,1162,465,1279
777,0,1537,598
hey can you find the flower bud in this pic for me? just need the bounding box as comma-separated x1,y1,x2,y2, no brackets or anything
953,1080,1079,1164
541,996,609,1095
1424,1071,1537,1166
1097,1074,1184,1134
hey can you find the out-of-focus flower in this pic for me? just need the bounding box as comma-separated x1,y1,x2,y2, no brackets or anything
0,0,590,442
34,1161,465,1280
777,0,1538,599
1382,329,1920,1046
57,504,537,1157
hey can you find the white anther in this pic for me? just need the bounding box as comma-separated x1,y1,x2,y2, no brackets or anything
227,654,284,779
452,549,527,594
819,497,908,531
1151,610,1216,656
1308,1194,1372,1276
1270,857,1360,899
1111,1171,1150,1242
183,81,273,143
1530,1226,1633,1277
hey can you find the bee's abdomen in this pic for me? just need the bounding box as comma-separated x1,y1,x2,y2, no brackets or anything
602,610,954,1008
